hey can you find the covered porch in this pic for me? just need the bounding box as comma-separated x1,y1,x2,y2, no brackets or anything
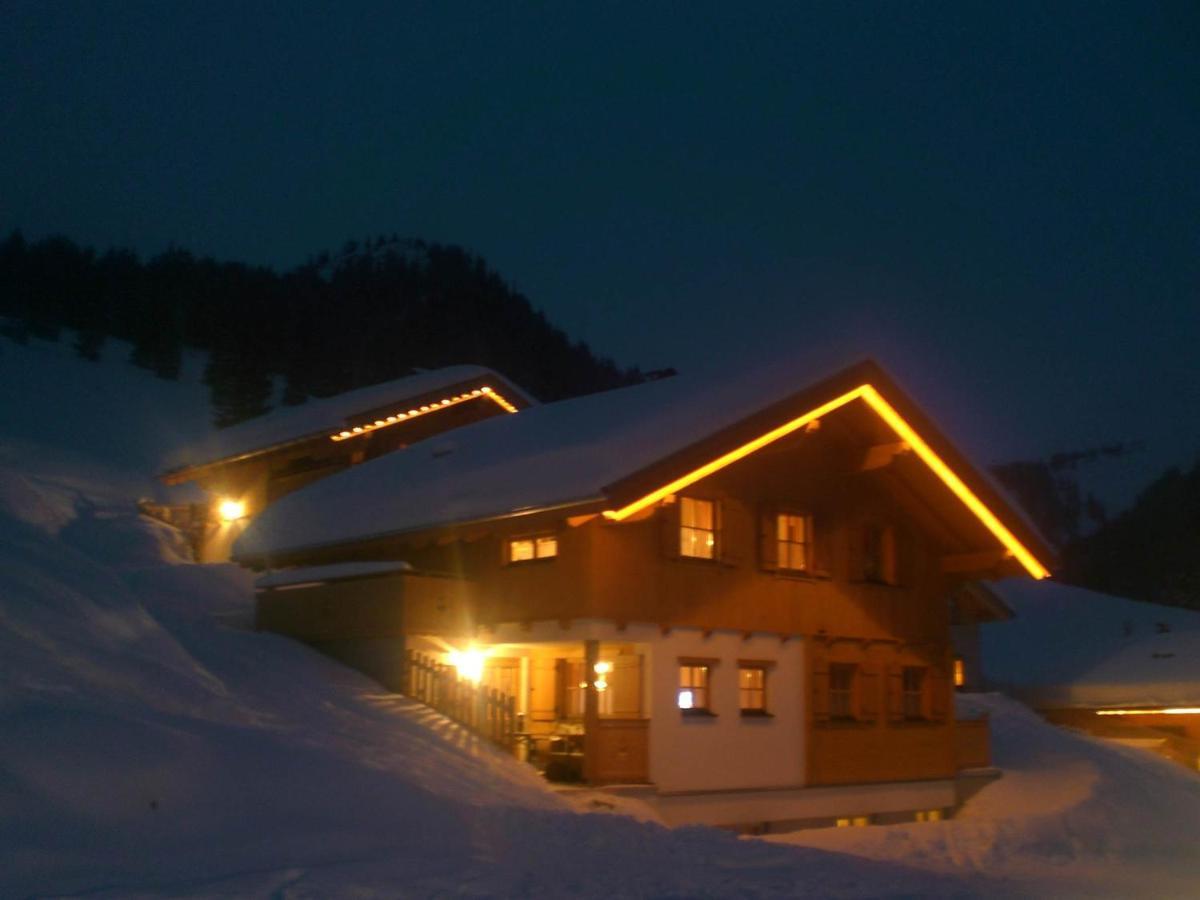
405,635,651,785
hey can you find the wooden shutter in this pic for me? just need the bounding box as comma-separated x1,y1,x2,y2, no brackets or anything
858,665,880,722
659,501,681,559
929,668,950,722
882,526,898,585
554,658,569,719
811,652,831,724
886,664,904,723
759,508,778,572
812,514,832,576
609,654,643,717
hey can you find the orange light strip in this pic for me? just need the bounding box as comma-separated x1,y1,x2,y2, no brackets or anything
601,383,1051,580
1095,707,1200,716
329,385,518,442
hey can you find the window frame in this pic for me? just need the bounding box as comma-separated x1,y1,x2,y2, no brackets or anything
828,662,858,721
775,511,813,574
737,660,772,717
678,496,718,561
507,532,559,565
677,658,717,716
858,521,898,585
901,665,926,721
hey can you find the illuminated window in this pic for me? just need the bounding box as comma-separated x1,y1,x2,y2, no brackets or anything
508,534,558,563
739,665,768,714
860,523,897,584
678,663,711,712
836,816,870,827
680,497,716,559
915,809,943,822
829,663,856,720
953,657,965,689
776,513,811,572
902,666,926,720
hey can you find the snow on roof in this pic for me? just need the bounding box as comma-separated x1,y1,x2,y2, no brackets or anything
981,578,1200,707
254,560,414,589
163,365,532,473
237,352,1040,562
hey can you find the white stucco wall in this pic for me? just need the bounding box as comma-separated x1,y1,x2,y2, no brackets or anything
646,629,807,793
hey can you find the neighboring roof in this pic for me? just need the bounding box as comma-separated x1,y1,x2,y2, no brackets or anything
255,560,413,590
981,578,1200,708
235,357,1053,573
162,365,533,476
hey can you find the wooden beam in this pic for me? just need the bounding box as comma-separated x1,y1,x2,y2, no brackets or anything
941,549,1009,573
859,441,910,471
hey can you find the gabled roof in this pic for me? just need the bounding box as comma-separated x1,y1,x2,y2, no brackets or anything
234,358,1054,575
161,365,533,480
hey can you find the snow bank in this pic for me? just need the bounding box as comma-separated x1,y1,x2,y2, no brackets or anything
767,693,1200,897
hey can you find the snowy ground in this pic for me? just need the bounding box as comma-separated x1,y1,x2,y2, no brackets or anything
2,336,1198,898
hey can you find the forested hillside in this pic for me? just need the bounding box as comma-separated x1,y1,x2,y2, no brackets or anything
0,232,644,426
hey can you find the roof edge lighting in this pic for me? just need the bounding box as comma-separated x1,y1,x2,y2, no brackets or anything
1095,707,1200,716
601,383,1051,580
330,386,519,442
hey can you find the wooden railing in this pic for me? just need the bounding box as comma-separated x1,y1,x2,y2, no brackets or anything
404,649,517,752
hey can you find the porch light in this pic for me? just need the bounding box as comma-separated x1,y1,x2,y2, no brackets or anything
593,660,612,693
217,499,246,522
329,385,522,443
447,646,486,684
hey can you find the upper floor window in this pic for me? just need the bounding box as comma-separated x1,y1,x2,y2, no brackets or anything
678,661,712,713
679,497,716,559
859,522,897,584
776,513,812,572
738,663,768,715
509,534,557,563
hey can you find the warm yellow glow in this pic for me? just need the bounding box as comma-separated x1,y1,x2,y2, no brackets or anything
953,658,965,688
447,646,487,684
217,499,246,522
594,660,612,675
329,385,520,442
602,383,1050,580
1095,707,1200,716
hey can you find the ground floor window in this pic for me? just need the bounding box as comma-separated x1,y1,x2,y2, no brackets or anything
738,664,768,714
829,663,857,720
902,666,926,720
678,662,711,713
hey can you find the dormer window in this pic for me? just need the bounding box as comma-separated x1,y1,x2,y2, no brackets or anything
679,497,717,559
508,534,557,563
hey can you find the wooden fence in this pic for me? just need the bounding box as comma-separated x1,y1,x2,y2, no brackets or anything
404,649,517,752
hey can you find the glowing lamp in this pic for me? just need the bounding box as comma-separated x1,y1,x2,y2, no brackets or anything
447,647,486,684
217,499,246,522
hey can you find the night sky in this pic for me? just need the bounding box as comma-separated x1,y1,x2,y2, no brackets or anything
3,2,1197,508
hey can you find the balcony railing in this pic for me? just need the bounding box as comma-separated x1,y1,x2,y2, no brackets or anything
403,649,517,752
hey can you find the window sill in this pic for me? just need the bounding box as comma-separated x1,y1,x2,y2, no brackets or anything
505,557,557,567
771,569,831,582
740,709,774,719
681,708,718,719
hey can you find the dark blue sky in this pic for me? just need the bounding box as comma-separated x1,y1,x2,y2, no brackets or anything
3,2,1197,507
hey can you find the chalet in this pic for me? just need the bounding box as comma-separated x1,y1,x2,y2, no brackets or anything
158,366,533,561
233,358,1053,829
973,579,1200,771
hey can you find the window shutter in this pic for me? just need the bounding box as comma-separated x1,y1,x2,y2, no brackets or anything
714,500,729,565
659,502,681,559
882,526,898,585
929,668,950,722
529,657,557,722
886,664,905,723
811,653,831,723
859,665,880,722
759,508,778,571
813,514,832,576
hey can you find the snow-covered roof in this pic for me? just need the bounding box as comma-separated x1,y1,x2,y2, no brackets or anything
236,355,1050,566
981,579,1200,707
254,560,414,590
163,365,533,474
